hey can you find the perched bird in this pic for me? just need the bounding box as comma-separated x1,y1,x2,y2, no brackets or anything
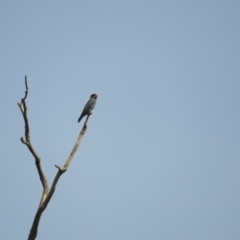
78,94,98,123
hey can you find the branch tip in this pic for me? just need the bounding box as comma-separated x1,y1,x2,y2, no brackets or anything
54,165,66,173
25,75,28,90
22,75,29,101
20,137,27,144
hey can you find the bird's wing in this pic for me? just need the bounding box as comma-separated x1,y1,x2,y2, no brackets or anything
84,99,95,112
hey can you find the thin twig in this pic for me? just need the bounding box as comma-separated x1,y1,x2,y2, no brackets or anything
18,76,49,195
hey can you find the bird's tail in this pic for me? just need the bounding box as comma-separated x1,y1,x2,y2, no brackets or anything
78,116,82,123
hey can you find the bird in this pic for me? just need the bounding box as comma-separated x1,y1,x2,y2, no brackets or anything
78,94,98,123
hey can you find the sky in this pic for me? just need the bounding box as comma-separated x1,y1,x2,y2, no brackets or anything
1,0,240,239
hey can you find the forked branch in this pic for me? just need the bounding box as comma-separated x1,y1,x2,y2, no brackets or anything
18,76,92,240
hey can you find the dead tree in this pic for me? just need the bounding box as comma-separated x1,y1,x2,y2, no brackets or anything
17,76,93,240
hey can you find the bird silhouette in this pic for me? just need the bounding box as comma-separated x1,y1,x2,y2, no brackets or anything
78,94,98,123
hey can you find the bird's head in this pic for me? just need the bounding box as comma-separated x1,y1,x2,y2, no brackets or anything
90,94,98,99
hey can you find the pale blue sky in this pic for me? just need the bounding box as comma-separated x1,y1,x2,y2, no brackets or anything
1,1,240,239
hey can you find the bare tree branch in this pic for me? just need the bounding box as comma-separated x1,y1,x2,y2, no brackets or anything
17,76,49,199
18,76,92,240
43,120,88,208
